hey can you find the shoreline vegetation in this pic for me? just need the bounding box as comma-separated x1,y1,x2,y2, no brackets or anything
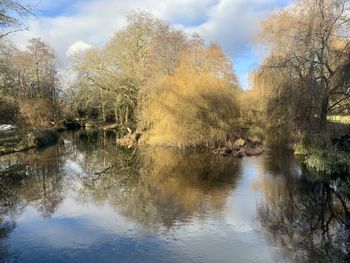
0,129,59,155
1,1,350,178
116,128,265,158
0,119,266,158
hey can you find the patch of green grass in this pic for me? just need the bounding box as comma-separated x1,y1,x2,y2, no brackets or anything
295,136,312,155
303,147,350,176
328,115,350,124
247,125,265,140
295,133,350,177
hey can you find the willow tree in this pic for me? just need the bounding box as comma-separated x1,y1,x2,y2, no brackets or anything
142,39,240,147
103,11,160,125
104,11,188,126
70,48,115,121
256,0,350,141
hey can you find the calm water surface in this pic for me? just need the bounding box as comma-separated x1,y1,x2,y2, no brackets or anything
0,130,349,263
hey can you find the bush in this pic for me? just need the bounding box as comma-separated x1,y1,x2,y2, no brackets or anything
140,44,240,147
248,125,265,140
142,76,239,147
301,140,350,176
0,96,18,123
295,136,312,155
19,99,56,128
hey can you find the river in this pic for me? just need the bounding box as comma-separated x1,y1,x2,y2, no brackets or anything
0,130,349,263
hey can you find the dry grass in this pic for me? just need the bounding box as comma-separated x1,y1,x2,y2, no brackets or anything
328,115,350,124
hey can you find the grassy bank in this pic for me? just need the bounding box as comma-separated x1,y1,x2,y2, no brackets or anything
328,115,350,125
295,135,350,176
0,129,59,155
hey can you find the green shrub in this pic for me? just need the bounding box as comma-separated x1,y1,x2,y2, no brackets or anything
304,148,350,176
248,125,265,140
295,136,312,155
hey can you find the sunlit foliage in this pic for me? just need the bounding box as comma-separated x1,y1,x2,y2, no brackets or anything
69,11,240,146
142,42,240,147
255,0,350,145
0,38,60,127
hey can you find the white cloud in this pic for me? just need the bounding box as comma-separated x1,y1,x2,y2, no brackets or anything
192,0,289,56
66,40,92,57
10,0,290,79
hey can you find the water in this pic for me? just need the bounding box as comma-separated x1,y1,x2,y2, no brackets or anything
0,130,349,263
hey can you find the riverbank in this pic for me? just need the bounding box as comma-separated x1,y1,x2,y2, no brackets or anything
295,140,350,176
0,129,59,155
116,131,265,158
0,118,266,158
0,119,125,156
294,122,350,176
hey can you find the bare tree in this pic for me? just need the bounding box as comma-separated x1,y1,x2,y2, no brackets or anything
256,0,350,140
0,0,33,38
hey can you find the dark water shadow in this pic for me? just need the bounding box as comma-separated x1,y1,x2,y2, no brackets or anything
256,150,350,263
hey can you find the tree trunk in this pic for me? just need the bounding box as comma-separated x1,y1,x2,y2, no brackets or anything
101,104,106,122
114,106,119,124
100,88,106,122
320,95,328,131
125,105,129,124
35,60,40,89
319,41,328,132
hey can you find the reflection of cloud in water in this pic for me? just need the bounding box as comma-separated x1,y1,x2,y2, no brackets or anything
76,146,242,229
15,203,134,249
64,160,87,177
55,197,139,235
2,131,348,262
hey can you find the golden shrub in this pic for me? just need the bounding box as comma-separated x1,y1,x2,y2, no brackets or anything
141,44,240,147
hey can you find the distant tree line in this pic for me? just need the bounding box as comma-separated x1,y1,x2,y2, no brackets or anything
0,38,59,126
1,0,350,149
0,0,60,127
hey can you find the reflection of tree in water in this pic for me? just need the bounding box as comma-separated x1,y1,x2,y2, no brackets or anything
256,151,350,263
0,145,66,226
77,146,241,229
61,130,122,175
0,170,22,260
0,129,240,231
0,145,66,258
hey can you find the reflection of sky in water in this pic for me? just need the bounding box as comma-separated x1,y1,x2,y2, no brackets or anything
2,155,282,263
1,131,346,263
64,160,87,176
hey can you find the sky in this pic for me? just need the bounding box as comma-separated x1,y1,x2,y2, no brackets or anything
12,0,292,89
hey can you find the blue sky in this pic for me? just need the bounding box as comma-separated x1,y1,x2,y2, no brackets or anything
16,0,292,89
